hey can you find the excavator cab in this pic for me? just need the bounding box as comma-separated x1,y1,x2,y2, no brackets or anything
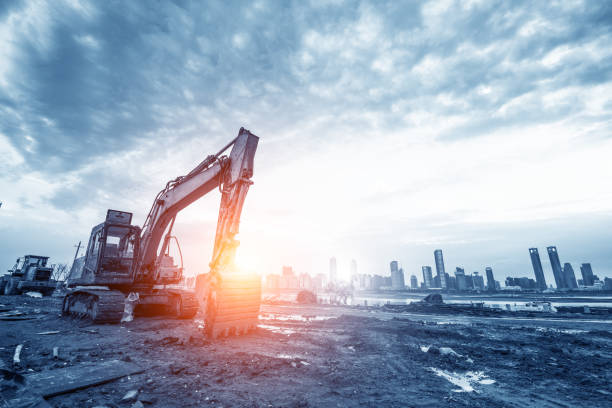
68,210,140,287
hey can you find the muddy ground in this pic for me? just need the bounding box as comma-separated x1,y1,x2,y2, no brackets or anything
1,295,611,408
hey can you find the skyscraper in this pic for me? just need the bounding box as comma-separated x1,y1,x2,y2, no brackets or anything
422,266,433,288
350,259,358,287
472,272,485,290
434,249,447,289
547,246,565,289
350,259,357,277
410,275,418,289
485,267,495,291
563,263,578,289
329,257,337,284
390,261,405,290
529,248,547,290
455,267,467,291
580,263,595,286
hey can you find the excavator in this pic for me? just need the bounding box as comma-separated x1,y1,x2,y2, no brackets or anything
63,128,260,337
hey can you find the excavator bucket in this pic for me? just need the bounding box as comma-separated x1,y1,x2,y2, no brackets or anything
195,272,261,338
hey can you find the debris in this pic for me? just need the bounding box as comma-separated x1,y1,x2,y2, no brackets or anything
25,360,144,398
131,402,145,408
53,347,59,360
14,344,23,366
36,331,60,335
121,292,140,323
25,292,43,298
429,368,495,392
160,336,180,345
439,347,461,357
169,364,186,375
121,389,139,402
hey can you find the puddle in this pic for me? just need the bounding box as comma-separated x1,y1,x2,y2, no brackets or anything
257,324,296,335
259,314,334,322
277,354,310,366
535,328,587,335
429,368,495,392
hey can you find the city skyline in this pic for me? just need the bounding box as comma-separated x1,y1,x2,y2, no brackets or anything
268,244,607,290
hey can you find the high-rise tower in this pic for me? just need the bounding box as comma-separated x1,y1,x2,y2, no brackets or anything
422,266,433,288
390,261,405,290
434,249,447,289
529,248,547,290
455,267,467,291
580,263,595,286
547,246,565,289
329,257,337,284
563,263,578,289
485,267,495,291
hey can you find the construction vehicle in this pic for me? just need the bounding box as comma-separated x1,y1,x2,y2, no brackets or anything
1,255,57,296
63,128,261,337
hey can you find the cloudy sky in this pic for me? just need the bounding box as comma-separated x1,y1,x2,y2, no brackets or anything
1,0,611,285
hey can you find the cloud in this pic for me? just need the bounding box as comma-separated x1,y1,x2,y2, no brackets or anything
1,0,612,281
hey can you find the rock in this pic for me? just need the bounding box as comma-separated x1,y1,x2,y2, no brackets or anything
427,346,440,355
138,393,156,404
131,402,144,408
121,390,139,402
160,336,179,345
169,364,186,375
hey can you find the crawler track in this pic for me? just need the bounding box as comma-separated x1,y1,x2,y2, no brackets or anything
62,290,125,323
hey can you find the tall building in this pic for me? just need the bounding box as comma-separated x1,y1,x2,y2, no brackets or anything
472,272,485,290
580,263,595,286
445,273,456,290
410,275,418,289
455,267,467,291
434,249,447,289
547,246,565,289
563,263,578,289
529,248,547,290
329,257,337,284
390,261,405,290
280,266,298,289
422,266,433,288
350,259,359,288
485,267,495,291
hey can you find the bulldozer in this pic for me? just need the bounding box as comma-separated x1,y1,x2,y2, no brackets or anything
1,255,57,296
63,127,261,337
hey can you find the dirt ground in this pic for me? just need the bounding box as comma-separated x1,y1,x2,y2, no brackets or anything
1,295,611,408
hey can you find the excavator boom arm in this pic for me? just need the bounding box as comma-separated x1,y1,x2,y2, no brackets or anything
136,128,259,282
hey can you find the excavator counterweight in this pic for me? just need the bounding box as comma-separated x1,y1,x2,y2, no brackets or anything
63,128,260,337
